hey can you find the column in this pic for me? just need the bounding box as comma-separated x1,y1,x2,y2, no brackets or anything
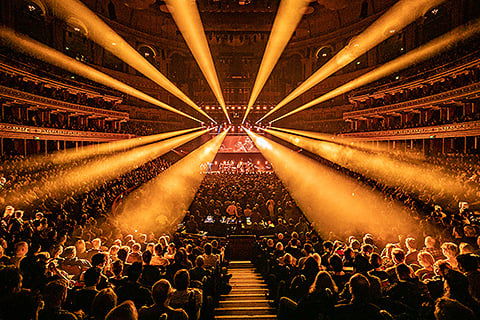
0,138,3,156
24,139,27,156
442,138,445,154
45,140,48,156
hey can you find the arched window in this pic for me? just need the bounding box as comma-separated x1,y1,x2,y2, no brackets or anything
64,20,90,62
315,46,333,69
423,6,450,43
138,45,157,65
15,1,49,43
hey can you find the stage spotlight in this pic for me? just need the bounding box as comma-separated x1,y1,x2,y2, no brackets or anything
245,128,418,238
115,130,228,234
165,0,230,123
0,27,203,122
271,18,480,122
7,129,209,206
43,0,214,123
257,0,446,123
242,0,310,123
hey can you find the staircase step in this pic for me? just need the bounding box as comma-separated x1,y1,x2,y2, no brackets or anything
230,288,268,293
220,294,267,301
232,283,268,288
215,307,276,316
219,300,272,308
215,315,277,320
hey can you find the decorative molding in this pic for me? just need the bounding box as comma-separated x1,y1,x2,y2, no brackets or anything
0,122,134,142
0,85,129,120
344,82,480,119
340,120,480,141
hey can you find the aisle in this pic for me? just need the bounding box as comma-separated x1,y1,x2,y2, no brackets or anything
215,261,276,320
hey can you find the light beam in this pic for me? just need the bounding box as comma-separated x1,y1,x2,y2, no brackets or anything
242,0,310,123
0,27,203,122
116,130,228,233
43,0,214,123
271,18,480,122
245,129,418,238
257,0,446,123
266,128,468,199
3,127,203,172
7,129,210,206
165,0,230,123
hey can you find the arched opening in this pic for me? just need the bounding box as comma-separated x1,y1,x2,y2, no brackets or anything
15,0,49,43
63,19,90,62
138,45,157,65
315,46,333,69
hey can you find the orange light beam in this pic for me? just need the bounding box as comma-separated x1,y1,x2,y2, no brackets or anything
7,129,211,205
244,128,418,237
165,0,230,123
43,0,214,123
0,27,203,122
242,0,310,123
116,129,228,234
265,127,467,197
270,18,480,123
257,0,447,123
9,127,203,171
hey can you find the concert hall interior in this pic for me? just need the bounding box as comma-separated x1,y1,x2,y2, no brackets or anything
0,1,480,320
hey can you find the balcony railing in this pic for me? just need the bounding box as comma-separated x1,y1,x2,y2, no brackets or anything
0,122,134,142
0,85,129,120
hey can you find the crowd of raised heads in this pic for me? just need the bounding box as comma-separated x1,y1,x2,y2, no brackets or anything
0,153,479,319
0,210,231,320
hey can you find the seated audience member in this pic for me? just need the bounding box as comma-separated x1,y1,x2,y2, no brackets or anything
11,241,28,267
150,244,169,267
91,288,118,320
443,270,480,317
424,236,445,261
434,297,475,320
38,280,77,320
115,262,152,309
170,269,203,320
87,239,102,262
138,279,188,320
139,250,161,288
333,274,385,320
60,246,91,280
127,243,143,264
415,251,436,282
71,267,100,315
405,237,419,266
386,263,431,311
280,271,337,320
106,300,138,320
456,253,480,301
441,243,460,271
385,248,406,283
110,260,129,288
202,243,219,269
368,253,389,284
189,255,210,284
75,240,89,260
329,254,351,292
